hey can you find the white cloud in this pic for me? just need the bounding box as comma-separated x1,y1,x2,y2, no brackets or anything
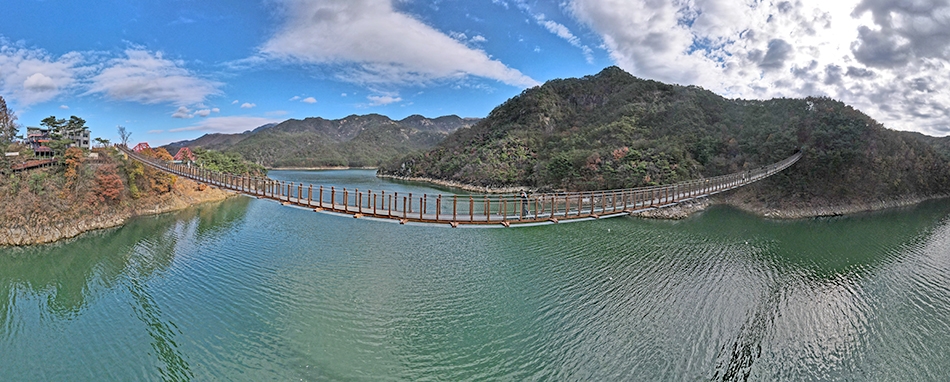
367,93,402,106
87,49,222,106
0,44,82,106
534,14,594,63
147,129,164,134
23,72,56,90
240,102,256,109
289,95,301,101
170,116,284,134
232,100,239,104
301,96,317,104
172,106,194,119
172,105,220,119
567,0,950,136
59,104,69,110
261,0,539,87
471,35,487,43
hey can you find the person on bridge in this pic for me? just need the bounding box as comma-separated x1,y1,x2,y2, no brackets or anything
520,190,529,219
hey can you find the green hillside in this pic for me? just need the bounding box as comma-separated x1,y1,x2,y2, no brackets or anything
379,66,950,209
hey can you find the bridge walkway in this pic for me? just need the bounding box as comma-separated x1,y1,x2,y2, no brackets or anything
117,145,801,227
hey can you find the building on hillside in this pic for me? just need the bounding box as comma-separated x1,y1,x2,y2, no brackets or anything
67,128,92,150
25,126,92,151
26,127,52,157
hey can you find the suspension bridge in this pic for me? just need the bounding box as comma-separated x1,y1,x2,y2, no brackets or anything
117,145,801,227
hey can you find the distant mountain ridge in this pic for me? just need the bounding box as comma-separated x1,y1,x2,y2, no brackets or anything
163,114,478,168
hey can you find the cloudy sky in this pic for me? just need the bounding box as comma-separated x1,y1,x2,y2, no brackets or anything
2,0,949,145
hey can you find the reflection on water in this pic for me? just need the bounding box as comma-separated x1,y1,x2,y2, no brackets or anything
0,197,249,380
2,170,950,380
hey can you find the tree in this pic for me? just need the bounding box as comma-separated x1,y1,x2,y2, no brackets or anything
62,147,86,195
0,96,18,147
40,116,65,137
94,137,111,148
117,125,131,146
93,162,124,204
40,115,88,156
0,96,20,174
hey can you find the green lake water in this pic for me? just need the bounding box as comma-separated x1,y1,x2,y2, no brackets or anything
2,169,950,380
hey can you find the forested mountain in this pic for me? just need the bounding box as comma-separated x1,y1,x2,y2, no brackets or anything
163,114,477,168
379,66,950,210
164,129,263,153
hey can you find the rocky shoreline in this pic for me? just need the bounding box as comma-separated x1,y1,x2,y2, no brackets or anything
718,193,950,219
0,178,234,247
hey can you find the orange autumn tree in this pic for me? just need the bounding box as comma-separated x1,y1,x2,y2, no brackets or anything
62,147,85,192
93,162,124,204
138,147,176,193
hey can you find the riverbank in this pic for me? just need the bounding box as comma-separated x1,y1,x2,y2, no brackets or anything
270,166,377,171
717,188,950,219
0,177,233,247
378,173,950,220
377,173,533,193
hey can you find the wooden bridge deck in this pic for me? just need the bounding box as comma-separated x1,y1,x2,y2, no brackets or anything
118,145,801,228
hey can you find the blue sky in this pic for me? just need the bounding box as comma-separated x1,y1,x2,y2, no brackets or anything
2,0,950,146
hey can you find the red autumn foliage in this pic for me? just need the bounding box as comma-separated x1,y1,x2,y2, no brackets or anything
94,162,124,203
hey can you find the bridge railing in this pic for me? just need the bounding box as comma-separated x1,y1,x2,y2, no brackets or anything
117,144,800,226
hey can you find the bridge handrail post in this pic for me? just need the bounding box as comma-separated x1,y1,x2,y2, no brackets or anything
453,195,457,222
565,193,571,217
534,195,539,220
469,196,474,222
502,197,507,222
436,194,441,221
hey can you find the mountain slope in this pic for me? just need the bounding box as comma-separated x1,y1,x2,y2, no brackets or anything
163,114,477,168
380,66,950,210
